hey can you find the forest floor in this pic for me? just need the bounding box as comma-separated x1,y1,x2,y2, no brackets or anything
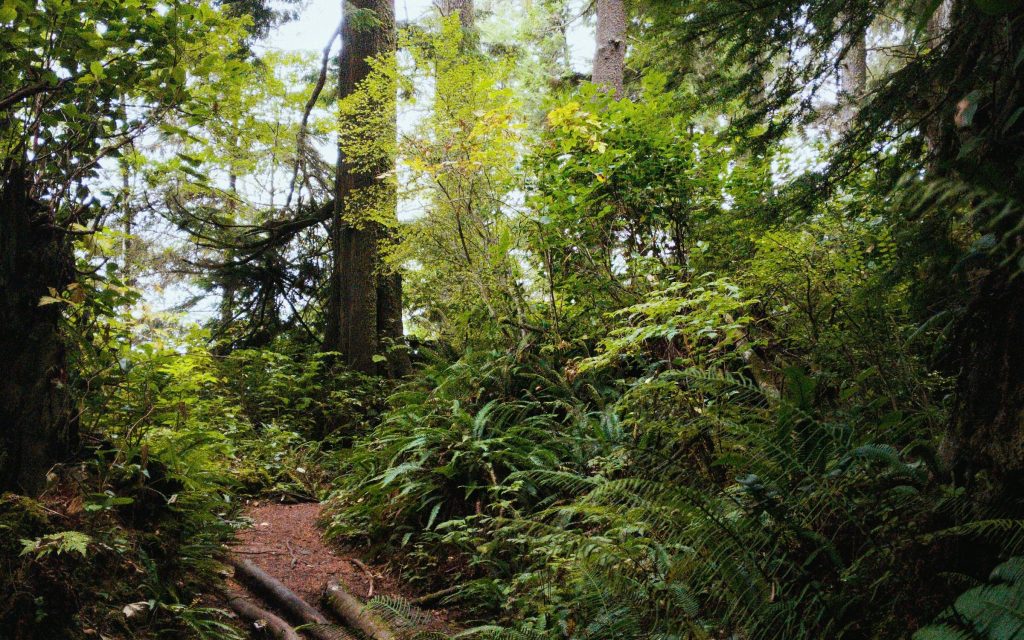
225,501,459,636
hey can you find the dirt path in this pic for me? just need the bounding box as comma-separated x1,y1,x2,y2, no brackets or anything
226,500,457,634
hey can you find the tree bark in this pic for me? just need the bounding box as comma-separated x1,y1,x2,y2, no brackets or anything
0,166,76,495
945,271,1024,500
593,0,627,96
377,271,410,377
922,0,953,167
933,3,1024,504
323,0,409,376
926,0,952,41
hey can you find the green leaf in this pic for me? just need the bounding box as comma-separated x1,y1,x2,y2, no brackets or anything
0,2,17,22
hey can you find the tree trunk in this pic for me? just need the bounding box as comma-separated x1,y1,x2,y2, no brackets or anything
222,590,303,640
927,0,952,41
934,2,1024,505
323,0,408,376
438,0,474,31
0,166,76,495
377,270,410,377
593,0,627,96
838,21,867,126
945,269,1024,500
922,0,953,167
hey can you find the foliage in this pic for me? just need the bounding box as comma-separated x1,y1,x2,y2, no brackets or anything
1,0,248,217
577,275,756,373
320,7,1006,634
20,532,93,560
4,0,1024,638
915,557,1024,640
528,79,774,337
395,14,534,348
325,349,595,565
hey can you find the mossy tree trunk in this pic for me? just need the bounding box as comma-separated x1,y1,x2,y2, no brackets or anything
323,0,410,377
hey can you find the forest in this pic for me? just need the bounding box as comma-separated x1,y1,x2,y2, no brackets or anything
1,0,1023,638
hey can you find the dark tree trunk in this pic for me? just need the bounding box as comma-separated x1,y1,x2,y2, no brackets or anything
323,0,409,376
338,222,380,374
0,166,76,494
946,268,1024,500
933,2,1024,504
377,270,410,376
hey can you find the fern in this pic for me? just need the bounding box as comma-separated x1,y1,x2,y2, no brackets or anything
915,557,1024,640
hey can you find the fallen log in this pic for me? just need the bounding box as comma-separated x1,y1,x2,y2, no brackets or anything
323,580,397,640
223,590,302,640
228,557,336,640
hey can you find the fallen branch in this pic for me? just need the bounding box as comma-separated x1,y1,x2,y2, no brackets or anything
323,580,397,640
228,557,335,640
286,540,299,569
222,590,302,640
409,585,459,607
349,558,375,597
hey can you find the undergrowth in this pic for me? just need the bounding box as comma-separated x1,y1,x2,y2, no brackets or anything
0,296,385,638
323,278,1022,639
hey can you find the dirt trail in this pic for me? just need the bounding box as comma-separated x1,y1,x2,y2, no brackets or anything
226,501,457,634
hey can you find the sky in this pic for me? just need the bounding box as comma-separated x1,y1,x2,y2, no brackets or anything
263,0,594,69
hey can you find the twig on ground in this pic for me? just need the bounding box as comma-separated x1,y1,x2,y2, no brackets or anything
349,558,375,598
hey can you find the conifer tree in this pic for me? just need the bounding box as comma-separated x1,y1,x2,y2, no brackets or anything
323,0,410,376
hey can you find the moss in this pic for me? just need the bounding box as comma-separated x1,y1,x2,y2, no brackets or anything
0,493,71,640
0,492,51,556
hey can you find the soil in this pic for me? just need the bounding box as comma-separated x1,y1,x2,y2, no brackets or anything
226,500,458,635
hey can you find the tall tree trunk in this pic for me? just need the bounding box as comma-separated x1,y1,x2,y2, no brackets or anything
922,0,953,168
838,21,867,127
593,0,627,96
323,0,409,376
0,166,76,494
927,0,953,40
934,2,1024,504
